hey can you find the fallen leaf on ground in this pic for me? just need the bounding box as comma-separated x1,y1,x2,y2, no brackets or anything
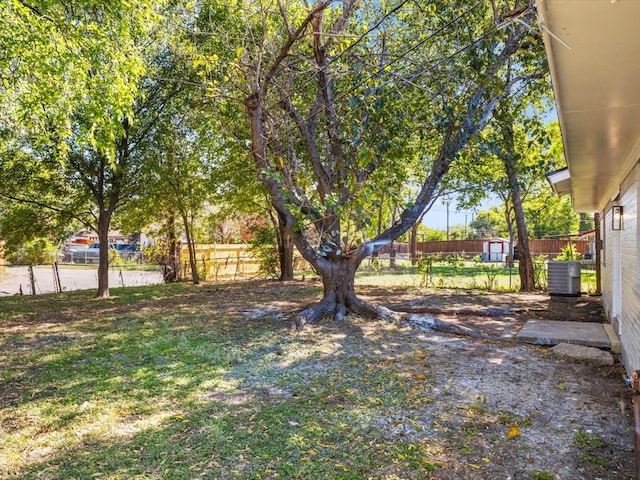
507,426,521,439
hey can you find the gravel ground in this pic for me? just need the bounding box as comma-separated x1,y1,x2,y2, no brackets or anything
0,265,164,296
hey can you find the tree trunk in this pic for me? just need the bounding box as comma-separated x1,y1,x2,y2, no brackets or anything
277,211,294,281
389,241,396,269
294,256,399,329
513,198,534,291
181,212,199,284
504,205,515,268
96,211,111,298
503,139,534,290
410,223,418,265
165,214,179,282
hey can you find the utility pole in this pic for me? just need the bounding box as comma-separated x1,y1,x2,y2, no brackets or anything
446,201,450,241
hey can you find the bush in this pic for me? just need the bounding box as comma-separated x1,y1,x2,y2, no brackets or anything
532,255,548,289
472,254,499,290
247,224,279,279
143,240,178,281
109,247,122,265
555,243,581,261
416,255,437,286
7,238,59,264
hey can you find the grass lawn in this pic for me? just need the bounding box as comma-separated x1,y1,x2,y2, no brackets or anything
0,282,444,479
0,276,626,479
356,260,597,294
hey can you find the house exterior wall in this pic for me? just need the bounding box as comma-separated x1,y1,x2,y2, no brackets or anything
600,161,640,374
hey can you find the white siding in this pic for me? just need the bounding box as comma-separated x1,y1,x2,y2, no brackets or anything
601,162,640,374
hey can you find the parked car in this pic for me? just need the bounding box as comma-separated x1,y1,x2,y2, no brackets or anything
114,243,142,261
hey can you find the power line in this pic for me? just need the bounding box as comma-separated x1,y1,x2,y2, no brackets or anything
263,0,489,141
260,0,416,112
262,0,540,171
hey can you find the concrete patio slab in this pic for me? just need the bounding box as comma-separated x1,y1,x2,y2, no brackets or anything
516,320,613,349
550,343,615,366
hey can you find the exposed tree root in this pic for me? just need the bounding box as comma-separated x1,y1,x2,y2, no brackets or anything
291,298,491,341
404,313,490,339
391,305,520,317
291,296,401,332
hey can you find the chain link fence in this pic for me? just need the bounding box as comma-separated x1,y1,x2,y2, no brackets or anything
0,263,164,296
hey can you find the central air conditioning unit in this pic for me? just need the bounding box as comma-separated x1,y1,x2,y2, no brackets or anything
548,260,581,296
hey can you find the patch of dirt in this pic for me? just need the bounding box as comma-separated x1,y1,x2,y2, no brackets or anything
269,283,632,478
376,288,608,339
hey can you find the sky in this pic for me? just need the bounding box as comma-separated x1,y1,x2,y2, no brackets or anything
420,107,560,231
422,196,500,231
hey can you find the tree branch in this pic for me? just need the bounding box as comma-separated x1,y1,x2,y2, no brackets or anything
262,1,332,97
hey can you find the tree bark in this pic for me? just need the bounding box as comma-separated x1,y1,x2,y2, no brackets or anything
513,194,534,291
293,255,399,330
502,123,535,291
165,214,179,282
96,210,111,298
181,211,199,284
410,223,418,265
277,211,294,281
504,204,515,268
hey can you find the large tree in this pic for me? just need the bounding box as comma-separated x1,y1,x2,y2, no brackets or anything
0,1,180,297
454,117,575,291
195,0,545,325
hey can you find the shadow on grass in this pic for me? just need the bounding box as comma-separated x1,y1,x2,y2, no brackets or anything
0,280,628,479
1,279,453,478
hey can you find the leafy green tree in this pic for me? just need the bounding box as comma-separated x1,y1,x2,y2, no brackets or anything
6,238,59,265
125,108,221,285
459,122,579,241
207,145,297,280
415,226,447,242
525,189,579,238
470,209,506,238
197,0,545,323
578,213,594,233
455,116,574,289
0,1,156,157
0,1,166,297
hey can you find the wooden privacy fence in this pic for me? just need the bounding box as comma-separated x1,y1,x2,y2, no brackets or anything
180,239,590,281
416,240,485,258
179,244,308,281
180,244,258,281
382,239,590,259
528,239,589,257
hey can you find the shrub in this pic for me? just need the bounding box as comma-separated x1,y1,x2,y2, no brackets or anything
532,255,548,289
472,254,499,290
416,255,437,286
143,239,178,281
247,224,279,279
555,243,581,261
7,238,59,264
